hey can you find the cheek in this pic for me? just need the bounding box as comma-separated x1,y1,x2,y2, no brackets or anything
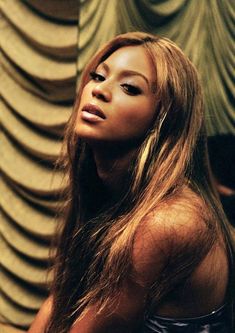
79,86,91,105
113,100,155,139
117,100,155,128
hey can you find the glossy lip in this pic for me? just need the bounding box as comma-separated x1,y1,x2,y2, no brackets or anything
81,103,106,119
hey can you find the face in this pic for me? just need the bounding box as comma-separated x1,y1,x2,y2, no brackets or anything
75,45,156,148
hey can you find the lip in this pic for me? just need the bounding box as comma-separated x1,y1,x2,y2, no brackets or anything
81,103,106,120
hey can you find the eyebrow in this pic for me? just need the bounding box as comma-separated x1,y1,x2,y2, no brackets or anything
98,62,150,88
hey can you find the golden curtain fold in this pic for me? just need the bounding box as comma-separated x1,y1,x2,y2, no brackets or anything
0,0,78,329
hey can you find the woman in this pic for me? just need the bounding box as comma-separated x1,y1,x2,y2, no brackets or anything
29,32,234,333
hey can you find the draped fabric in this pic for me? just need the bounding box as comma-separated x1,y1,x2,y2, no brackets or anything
78,0,235,135
0,0,234,331
0,0,78,330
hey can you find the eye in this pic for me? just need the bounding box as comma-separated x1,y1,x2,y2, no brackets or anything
89,71,105,82
121,84,142,96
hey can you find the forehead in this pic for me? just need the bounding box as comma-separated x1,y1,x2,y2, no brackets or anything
99,45,154,79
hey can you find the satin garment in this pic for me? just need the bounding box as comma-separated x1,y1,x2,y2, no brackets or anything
143,303,232,333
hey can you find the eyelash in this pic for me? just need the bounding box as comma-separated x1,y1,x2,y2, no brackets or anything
89,71,105,82
89,71,142,96
120,84,141,96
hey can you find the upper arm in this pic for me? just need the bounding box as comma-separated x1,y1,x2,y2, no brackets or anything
70,271,148,333
71,199,208,333
132,198,208,288
69,221,168,333
28,296,53,333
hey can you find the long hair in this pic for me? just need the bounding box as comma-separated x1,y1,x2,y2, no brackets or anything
46,32,234,332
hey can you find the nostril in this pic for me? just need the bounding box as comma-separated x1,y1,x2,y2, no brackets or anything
99,94,108,102
92,91,104,99
92,89,109,102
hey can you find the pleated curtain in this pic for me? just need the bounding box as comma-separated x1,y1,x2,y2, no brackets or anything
0,0,234,331
0,0,78,330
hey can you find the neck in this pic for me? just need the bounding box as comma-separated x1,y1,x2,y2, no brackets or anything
92,145,137,197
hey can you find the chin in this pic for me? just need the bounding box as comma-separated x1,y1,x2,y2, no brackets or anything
75,129,103,144
75,123,95,138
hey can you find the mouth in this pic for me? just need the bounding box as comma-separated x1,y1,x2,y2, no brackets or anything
81,103,106,120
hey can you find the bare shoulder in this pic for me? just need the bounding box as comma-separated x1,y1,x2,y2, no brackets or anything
134,186,212,251
153,187,211,235
132,187,214,286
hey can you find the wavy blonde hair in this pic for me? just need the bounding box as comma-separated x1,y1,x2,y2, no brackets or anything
47,32,234,333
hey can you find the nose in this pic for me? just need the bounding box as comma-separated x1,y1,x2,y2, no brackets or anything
92,81,111,102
